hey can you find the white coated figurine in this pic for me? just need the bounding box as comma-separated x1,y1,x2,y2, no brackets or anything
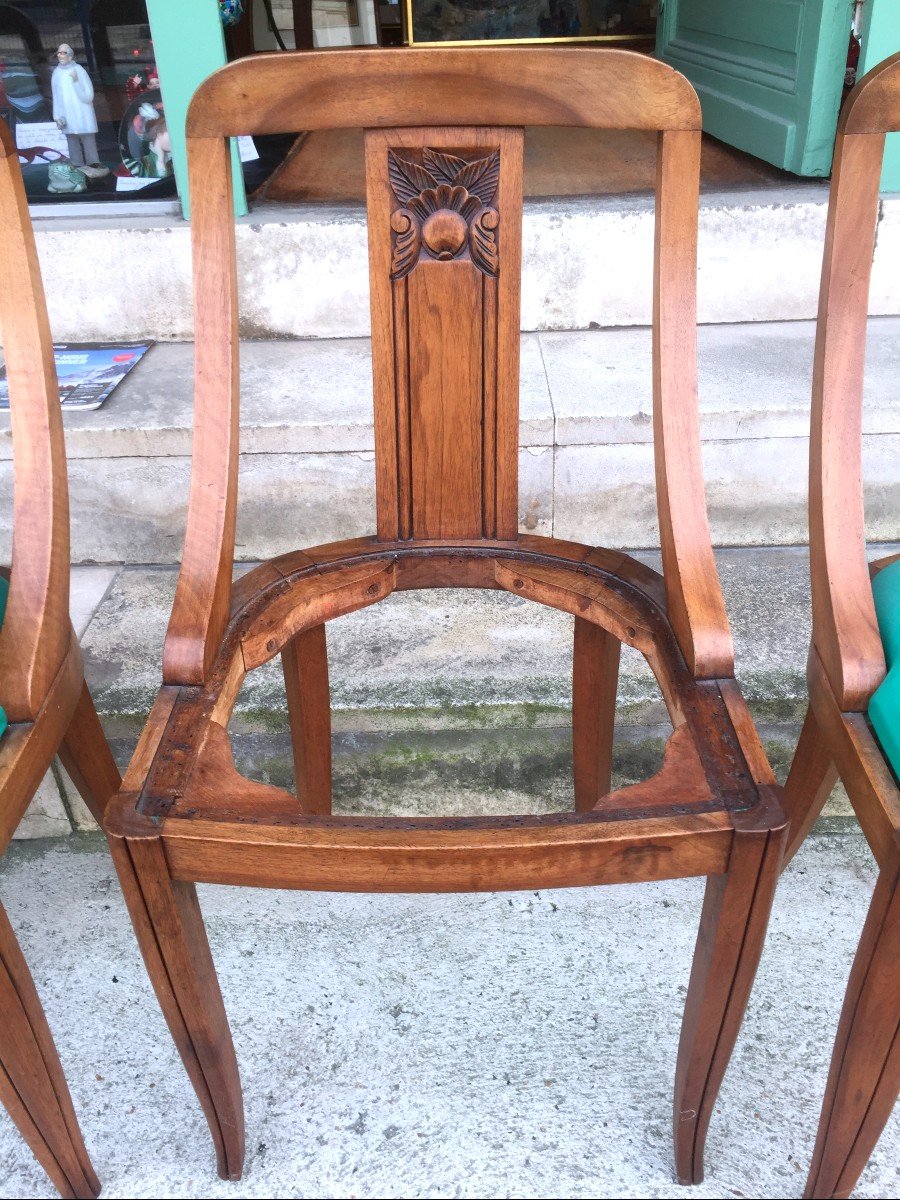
51,44,109,179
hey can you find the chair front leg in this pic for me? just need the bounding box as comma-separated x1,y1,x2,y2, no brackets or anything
572,617,621,812
782,705,839,869
0,902,99,1200
58,679,121,827
804,864,899,1200
282,623,333,814
673,824,786,1184
109,834,244,1181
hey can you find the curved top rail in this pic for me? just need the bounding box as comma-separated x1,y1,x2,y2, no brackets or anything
186,47,701,139
0,118,71,720
840,51,900,135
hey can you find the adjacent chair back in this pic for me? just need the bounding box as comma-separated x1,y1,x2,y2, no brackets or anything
0,118,121,1200
782,52,900,1200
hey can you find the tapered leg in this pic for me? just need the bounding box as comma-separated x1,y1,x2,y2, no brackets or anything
282,623,332,814
804,865,899,1200
572,617,621,812
673,826,786,1184
0,902,100,1199
782,706,839,869
58,680,121,826
109,835,244,1180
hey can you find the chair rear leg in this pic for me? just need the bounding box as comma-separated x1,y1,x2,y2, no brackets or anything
804,865,899,1200
282,623,332,814
58,680,121,826
572,617,620,812
109,834,244,1180
0,902,99,1199
782,706,839,869
673,825,786,1185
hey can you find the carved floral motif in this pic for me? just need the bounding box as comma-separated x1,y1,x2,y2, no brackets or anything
388,147,501,279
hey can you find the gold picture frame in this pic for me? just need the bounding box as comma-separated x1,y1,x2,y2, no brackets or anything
404,1,656,47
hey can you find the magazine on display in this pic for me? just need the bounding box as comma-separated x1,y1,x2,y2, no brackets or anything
0,342,153,411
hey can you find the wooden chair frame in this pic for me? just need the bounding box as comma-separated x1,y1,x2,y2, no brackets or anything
105,49,787,1186
0,121,121,1199
782,54,900,1200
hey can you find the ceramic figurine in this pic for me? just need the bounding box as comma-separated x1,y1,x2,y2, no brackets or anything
47,161,87,194
124,113,173,179
51,44,109,180
220,0,245,26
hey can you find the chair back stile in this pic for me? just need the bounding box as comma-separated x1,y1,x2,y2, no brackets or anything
810,52,900,711
161,47,732,686
0,121,71,721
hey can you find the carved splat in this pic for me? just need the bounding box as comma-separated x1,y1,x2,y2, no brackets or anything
387,147,501,277
366,127,524,542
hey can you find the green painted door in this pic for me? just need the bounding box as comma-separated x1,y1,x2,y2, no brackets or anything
656,0,853,176
146,0,247,218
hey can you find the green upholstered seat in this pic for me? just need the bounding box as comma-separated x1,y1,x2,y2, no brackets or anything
0,574,7,737
869,558,900,778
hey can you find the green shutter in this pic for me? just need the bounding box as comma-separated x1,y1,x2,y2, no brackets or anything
657,0,853,176
146,0,248,218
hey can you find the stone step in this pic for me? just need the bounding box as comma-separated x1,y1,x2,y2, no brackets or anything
17,542,888,839
24,188,900,342
2,320,898,564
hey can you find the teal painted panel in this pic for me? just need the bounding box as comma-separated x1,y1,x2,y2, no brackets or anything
658,0,853,176
671,0,804,60
860,0,900,192
869,560,900,778
146,0,247,219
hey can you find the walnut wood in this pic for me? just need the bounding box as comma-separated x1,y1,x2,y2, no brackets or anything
782,55,900,1200
0,122,70,721
674,824,787,1184
806,649,900,873
164,134,240,686
781,705,839,869
58,680,121,828
654,128,732,679
161,812,733,892
840,50,900,135
365,127,523,541
809,129,887,711
0,903,99,1200
572,618,620,812
108,50,786,1187
0,118,121,1198
803,866,900,1200
186,48,702,138
282,624,332,815
108,836,244,1181
239,561,395,670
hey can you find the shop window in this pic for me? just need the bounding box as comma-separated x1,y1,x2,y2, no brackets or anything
0,1,175,203
405,1,657,44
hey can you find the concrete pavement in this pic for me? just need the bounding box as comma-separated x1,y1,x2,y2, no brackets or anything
0,832,896,1198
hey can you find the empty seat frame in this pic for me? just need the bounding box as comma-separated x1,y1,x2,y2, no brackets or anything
0,119,121,1200
781,53,900,1200
104,49,789,1184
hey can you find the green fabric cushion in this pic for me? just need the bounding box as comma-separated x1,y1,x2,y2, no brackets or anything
869,559,900,777
0,574,7,737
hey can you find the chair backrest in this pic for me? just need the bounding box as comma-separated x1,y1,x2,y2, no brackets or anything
164,47,733,688
0,120,71,722
809,52,900,712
